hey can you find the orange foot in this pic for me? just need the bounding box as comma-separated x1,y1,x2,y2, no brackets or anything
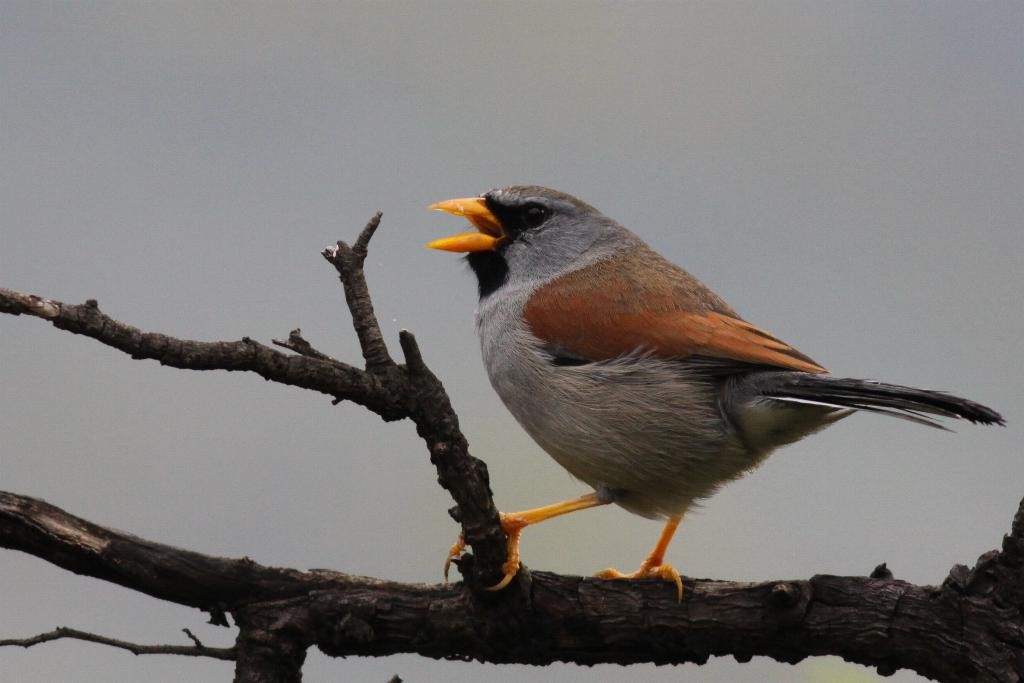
443,512,531,591
443,493,610,591
595,561,684,602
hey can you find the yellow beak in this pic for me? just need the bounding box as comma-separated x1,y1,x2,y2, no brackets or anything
427,197,503,252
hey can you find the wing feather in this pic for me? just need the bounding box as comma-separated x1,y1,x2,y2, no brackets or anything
523,250,826,374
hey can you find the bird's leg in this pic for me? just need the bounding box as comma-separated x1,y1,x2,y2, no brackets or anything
444,491,609,590
595,514,684,602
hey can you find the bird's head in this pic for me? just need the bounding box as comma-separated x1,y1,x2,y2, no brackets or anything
428,186,634,298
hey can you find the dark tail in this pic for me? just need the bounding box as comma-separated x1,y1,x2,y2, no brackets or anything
758,373,1005,429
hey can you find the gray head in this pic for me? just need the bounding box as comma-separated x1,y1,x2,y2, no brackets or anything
463,186,638,298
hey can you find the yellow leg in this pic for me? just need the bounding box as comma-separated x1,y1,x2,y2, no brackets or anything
595,514,685,602
444,491,609,590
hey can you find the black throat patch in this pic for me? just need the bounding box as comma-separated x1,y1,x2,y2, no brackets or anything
465,251,509,299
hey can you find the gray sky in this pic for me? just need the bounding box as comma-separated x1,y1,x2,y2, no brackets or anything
2,2,1021,681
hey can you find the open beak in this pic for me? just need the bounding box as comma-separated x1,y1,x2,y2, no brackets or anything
427,197,504,252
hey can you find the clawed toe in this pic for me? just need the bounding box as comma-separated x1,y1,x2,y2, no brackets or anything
443,535,467,583
484,565,519,591
442,513,528,590
595,562,684,602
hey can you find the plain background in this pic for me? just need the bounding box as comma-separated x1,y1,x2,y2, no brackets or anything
2,2,1021,681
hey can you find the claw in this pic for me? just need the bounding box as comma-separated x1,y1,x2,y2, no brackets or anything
441,514,528,591
484,516,525,591
595,561,684,602
443,535,466,583
484,569,517,592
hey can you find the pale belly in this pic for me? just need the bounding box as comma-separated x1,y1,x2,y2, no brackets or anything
485,343,759,518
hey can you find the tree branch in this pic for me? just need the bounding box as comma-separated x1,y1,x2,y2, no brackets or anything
0,288,400,419
0,214,508,586
322,212,393,373
0,491,363,610
0,626,235,660
4,489,1024,681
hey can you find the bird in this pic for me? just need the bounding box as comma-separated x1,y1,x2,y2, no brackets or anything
427,185,1004,600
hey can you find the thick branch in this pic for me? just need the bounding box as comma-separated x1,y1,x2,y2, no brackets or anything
233,605,306,683
0,491,361,610
4,490,1024,681
0,627,235,660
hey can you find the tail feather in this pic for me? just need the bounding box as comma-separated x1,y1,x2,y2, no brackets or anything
769,395,952,430
760,374,1005,428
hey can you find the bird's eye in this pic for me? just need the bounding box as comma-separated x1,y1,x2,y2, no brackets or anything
522,204,549,228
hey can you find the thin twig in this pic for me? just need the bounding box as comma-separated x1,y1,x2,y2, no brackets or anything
0,627,236,660
182,628,204,647
271,328,343,365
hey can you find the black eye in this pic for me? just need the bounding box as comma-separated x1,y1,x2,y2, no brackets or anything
522,204,549,228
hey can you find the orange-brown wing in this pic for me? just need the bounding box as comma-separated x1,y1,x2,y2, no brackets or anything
523,252,826,374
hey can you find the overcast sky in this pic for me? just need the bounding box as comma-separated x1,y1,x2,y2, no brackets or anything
2,2,1022,682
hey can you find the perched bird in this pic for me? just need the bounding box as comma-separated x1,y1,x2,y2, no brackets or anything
428,186,1003,599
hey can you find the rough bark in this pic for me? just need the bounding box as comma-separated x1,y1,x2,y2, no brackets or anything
3,490,1024,681
1,214,1020,681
